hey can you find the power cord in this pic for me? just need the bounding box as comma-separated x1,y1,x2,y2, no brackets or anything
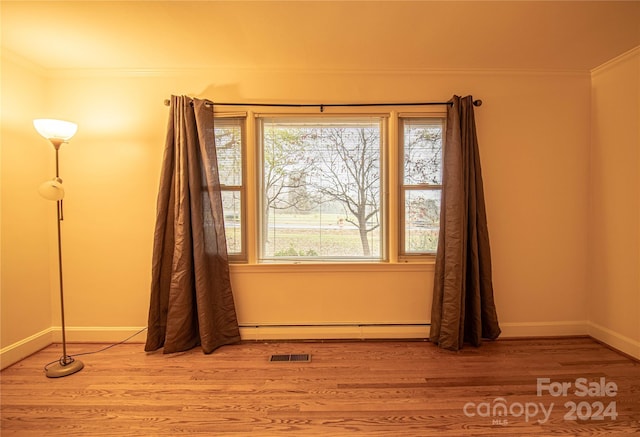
43,327,148,373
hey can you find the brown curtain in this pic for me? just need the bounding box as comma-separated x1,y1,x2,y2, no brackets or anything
430,95,501,351
145,95,241,354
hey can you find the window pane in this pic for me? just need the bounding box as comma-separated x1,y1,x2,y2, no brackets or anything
403,120,443,185
262,118,382,260
214,118,242,186
221,190,242,254
404,189,441,253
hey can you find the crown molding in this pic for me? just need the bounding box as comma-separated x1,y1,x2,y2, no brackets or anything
1,47,49,78
591,46,640,77
41,65,591,79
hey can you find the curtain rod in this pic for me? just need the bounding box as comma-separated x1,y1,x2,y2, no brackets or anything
163,98,482,112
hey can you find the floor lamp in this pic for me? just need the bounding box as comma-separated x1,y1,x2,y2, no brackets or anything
34,118,84,378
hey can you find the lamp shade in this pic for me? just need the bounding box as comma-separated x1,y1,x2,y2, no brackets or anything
38,178,65,201
33,119,78,141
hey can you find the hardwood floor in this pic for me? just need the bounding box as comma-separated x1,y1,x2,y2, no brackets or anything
1,337,639,436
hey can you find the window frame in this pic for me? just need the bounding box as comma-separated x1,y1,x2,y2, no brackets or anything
256,114,388,263
398,114,446,261
217,109,446,265
213,113,247,262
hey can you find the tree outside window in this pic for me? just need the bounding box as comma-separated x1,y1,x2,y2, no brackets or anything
261,118,382,260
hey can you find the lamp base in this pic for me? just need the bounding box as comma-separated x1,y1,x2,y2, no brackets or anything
45,358,84,378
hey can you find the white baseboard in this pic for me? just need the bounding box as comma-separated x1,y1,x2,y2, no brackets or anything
4,321,636,369
0,328,53,370
239,324,430,340
587,321,640,360
498,321,589,338
51,322,591,343
54,326,148,344
239,321,592,341
0,327,147,370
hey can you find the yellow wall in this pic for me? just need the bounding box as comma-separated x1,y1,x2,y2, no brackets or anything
3,53,611,365
589,48,640,358
39,68,591,339
0,51,54,366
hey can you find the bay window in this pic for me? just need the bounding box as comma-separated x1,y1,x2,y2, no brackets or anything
214,111,445,263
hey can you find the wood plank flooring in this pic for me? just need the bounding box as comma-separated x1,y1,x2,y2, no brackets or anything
1,337,639,436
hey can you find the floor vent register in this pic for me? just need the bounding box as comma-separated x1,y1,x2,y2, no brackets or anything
269,354,311,363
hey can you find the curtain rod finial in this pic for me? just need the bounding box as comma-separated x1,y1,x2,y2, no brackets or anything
164,99,170,106
473,99,482,107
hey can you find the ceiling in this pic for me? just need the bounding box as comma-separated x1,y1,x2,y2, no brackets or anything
2,1,639,72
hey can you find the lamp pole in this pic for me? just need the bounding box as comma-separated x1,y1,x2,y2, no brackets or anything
54,143,68,364
34,121,84,378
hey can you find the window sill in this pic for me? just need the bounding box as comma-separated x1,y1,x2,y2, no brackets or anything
229,261,435,274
